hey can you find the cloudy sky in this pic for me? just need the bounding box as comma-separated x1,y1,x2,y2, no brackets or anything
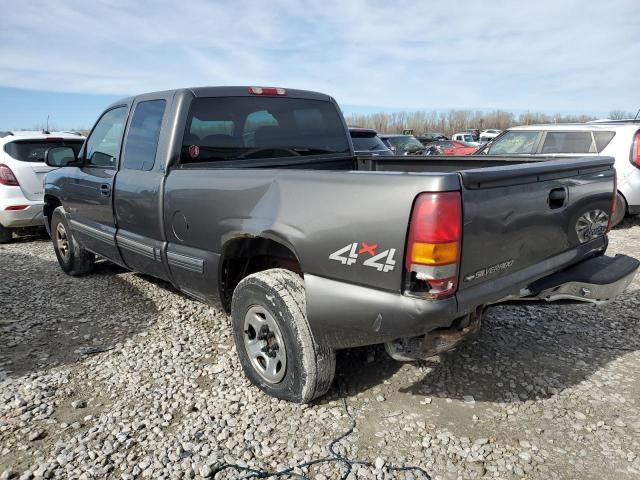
0,0,639,129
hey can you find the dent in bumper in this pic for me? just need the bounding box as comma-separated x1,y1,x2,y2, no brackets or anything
304,274,458,349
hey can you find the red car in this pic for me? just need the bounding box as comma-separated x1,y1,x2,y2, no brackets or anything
436,140,477,155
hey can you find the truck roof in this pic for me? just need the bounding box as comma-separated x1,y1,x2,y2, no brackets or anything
105,86,335,111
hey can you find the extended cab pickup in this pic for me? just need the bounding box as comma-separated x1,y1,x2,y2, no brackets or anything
44,86,639,403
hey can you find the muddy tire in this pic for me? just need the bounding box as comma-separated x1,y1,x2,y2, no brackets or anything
231,268,335,403
51,207,95,276
611,192,627,227
0,223,12,244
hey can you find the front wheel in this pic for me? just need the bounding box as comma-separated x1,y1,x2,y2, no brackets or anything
231,269,335,403
51,207,95,276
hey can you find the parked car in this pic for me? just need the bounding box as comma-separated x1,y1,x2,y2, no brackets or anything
436,140,478,155
479,129,502,143
378,134,426,155
349,127,394,156
44,86,637,403
0,130,84,243
477,123,640,225
451,132,481,146
464,129,480,141
416,132,448,145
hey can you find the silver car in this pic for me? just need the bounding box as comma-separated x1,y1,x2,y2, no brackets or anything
477,122,640,225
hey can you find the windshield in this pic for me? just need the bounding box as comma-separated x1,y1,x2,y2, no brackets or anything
4,140,84,163
387,136,424,152
351,134,389,152
486,131,539,154
181,97,350,163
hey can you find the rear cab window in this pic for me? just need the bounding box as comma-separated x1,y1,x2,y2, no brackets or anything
180,96,350,164
122,100,166,171
4,140,84,163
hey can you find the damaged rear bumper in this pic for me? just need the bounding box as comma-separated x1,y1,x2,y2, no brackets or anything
504,254,639,305
304,255,638,351
304,274,459,349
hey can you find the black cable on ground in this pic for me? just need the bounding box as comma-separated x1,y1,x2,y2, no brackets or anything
211,397,432,479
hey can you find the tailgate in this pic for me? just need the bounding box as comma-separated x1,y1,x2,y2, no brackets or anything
457,157,615,302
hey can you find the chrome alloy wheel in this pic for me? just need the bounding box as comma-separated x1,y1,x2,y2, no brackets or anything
243,305,287,384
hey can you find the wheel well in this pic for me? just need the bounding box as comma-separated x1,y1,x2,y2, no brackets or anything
219,237,302,313
43,195,62,229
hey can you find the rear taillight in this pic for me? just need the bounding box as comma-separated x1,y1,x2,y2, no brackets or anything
632,131,640,168
405,191,462,299
248,86,287,96
607,169,617,233
4,205,28,211
0,164,19,186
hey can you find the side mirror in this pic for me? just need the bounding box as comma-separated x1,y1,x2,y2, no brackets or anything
45,147,77,167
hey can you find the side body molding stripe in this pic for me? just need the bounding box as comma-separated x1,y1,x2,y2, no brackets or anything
117,235,161,261
69,219,115,246
167,250,204,273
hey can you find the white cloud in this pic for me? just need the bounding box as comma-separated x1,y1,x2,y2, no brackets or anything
1,0,638,112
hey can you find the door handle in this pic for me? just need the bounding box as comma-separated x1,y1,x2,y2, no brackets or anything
100,184,111,197
549,188,566,209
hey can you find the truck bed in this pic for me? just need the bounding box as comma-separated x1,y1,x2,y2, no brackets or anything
177,152,598,180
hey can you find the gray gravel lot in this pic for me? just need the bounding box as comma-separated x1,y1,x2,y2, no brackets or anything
1,219,639,479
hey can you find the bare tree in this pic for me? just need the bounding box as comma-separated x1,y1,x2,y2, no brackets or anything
609,110,628,120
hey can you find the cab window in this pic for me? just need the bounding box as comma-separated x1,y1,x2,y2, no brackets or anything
85,107,127,168
122,100,166,171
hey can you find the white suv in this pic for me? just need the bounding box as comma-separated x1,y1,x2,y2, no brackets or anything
477,122,640,225
0,131,85,242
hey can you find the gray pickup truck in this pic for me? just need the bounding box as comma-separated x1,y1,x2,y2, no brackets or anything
43,86,638,403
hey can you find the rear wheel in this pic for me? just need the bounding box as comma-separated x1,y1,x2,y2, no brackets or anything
231,268,335,403
611,192,627,227
0,224,12,244
51,207,95,276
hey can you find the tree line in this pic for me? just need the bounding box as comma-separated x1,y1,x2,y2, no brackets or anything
344,109,637,136
22,110,638,138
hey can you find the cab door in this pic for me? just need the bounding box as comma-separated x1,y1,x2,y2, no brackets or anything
113,94,173,280
65,106,128,264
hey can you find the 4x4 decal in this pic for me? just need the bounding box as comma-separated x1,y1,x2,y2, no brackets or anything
329,242,397,272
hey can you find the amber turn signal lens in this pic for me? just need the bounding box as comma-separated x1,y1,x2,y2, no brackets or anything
410,241,458,266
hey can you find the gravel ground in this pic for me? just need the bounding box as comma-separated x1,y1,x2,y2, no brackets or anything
1,218,639,480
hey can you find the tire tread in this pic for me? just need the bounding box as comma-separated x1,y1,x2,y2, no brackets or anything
232,268,335,403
